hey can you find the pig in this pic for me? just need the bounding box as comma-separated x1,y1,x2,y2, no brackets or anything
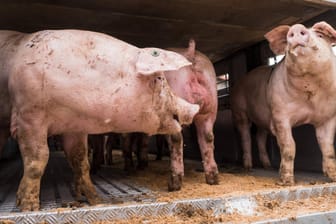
164,40,219,190
122,134,167,172
88,132,120,173
88,134,106,173
155,134,168,160
230,21,336,185
4,29,199,211
122,132,150,171
121,40,219,191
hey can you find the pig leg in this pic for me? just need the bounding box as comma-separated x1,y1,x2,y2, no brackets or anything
105,133,116,165
194,117,219,185
155,135,165,160
63,133,101,205
315,121,336,181
234,113,253,170
105,139,113,166
16,122,49,211
136,133,149,170
0,129,9,158
167,132,184,191
273,121,295,185
90,134,105,174
122,134,135,172
256,128,272,169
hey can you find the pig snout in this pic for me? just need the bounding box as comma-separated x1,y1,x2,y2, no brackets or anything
174,97,200,126
287,24,310,49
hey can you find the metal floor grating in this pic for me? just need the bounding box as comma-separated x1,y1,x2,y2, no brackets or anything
2,152,336,223
0,151,154,213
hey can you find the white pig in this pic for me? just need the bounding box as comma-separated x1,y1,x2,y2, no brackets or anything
4,29,199,211
231,22,336,185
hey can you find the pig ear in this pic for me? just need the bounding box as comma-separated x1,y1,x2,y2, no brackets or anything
136,48,192,75
265,25,290,55
312,21,336,44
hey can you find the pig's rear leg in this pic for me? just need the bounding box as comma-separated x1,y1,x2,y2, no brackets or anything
315,120,336,181
63,133,101,205
194,117,219,185
234,113,253,170
167,132,184,191
256,128,272,169
15,120,49,211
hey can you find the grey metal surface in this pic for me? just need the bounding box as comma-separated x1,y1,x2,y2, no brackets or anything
253,210,336,224
2,152,336,223
2,178,336,223
0,151,154,214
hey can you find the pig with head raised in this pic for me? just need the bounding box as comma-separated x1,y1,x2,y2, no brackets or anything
5,29,199,211
231,21,336,185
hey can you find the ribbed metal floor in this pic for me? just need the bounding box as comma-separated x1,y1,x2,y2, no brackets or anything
2,151,336,224
0,151,154,213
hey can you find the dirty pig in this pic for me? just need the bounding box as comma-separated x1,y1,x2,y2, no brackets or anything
4,29,199,211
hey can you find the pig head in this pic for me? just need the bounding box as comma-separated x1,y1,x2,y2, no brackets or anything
231,22,336,185
6,29,199,211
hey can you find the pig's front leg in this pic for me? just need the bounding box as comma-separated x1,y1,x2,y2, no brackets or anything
194,117,219,185
167,133,184,191
315,119,336,181
272,119,295,185
63,133,101,205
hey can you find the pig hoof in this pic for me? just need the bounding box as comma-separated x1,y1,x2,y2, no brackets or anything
87,195,102,205
168,174,183,191
261,160,272,169
243,164,252,171
243,167,253,173
263,164,273,170
276,179,295,186
328,173,336,182
16,197,40,211
205,172,219,185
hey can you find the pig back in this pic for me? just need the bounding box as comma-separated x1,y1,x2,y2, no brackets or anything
231,65,273,130
7,30,155,134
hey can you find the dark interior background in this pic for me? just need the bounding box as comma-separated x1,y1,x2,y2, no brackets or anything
1,0,336,172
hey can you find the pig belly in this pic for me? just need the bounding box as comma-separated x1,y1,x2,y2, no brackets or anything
46,99,159,135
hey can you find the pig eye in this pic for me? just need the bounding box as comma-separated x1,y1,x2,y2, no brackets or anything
315,30,324,38
151,50,160,57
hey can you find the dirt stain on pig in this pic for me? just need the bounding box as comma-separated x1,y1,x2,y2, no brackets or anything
112,87,121,95
305,91,315,100
87,40,95,50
